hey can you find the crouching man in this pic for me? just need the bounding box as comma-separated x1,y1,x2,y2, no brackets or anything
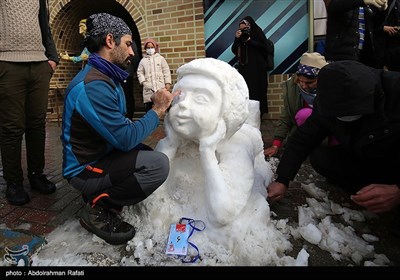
61,13,177,245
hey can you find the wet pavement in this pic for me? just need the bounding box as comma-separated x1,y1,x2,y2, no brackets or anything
0,118,399,267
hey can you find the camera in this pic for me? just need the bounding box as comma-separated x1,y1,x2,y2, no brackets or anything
240,28,250,42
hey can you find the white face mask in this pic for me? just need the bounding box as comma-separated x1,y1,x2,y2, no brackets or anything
337,115,362,122
146,48,155,55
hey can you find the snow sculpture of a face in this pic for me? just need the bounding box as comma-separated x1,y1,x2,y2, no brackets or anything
168,57,249,141
168,74,222,140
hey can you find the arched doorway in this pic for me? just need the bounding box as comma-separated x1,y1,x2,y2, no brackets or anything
51,0,141,88
48,0,143,121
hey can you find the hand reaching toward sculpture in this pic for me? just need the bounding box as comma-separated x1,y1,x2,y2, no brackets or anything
267,181,288,203
264,145,279,157
151,88,180,119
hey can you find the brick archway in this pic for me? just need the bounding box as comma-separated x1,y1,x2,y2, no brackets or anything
49,0,144,89
46,0,148,121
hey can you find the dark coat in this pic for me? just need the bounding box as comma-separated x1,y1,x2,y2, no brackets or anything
39,0,59,64
324,0,386,68
275,61,400,186
384,0,400,70
231,16,273,115
273,75,304,143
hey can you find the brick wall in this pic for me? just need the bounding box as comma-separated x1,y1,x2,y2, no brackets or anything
47,0,287,121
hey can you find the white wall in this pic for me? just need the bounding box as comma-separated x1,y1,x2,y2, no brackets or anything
314,0,327,36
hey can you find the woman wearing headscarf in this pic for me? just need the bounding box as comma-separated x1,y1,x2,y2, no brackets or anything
231,16,273,118
264,52,331,157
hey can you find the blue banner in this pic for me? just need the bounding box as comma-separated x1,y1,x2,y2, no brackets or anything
204,0,309,74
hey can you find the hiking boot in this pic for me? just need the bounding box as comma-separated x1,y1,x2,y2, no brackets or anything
79,203,136,245
28,174,56,194
6,182,30,206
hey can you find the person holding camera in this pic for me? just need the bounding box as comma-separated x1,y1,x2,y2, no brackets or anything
231,16,273,118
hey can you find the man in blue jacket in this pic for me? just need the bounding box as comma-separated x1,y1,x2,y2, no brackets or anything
61,13,177,245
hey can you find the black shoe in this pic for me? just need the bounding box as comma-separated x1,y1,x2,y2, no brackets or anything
6,182,30,206
28,174,56,194
79,203,136,245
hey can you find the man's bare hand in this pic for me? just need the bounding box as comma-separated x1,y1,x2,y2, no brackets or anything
151,88,180,118
267,181,288,203
48,60,57,72
264,145,278,157
351,184,400,213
